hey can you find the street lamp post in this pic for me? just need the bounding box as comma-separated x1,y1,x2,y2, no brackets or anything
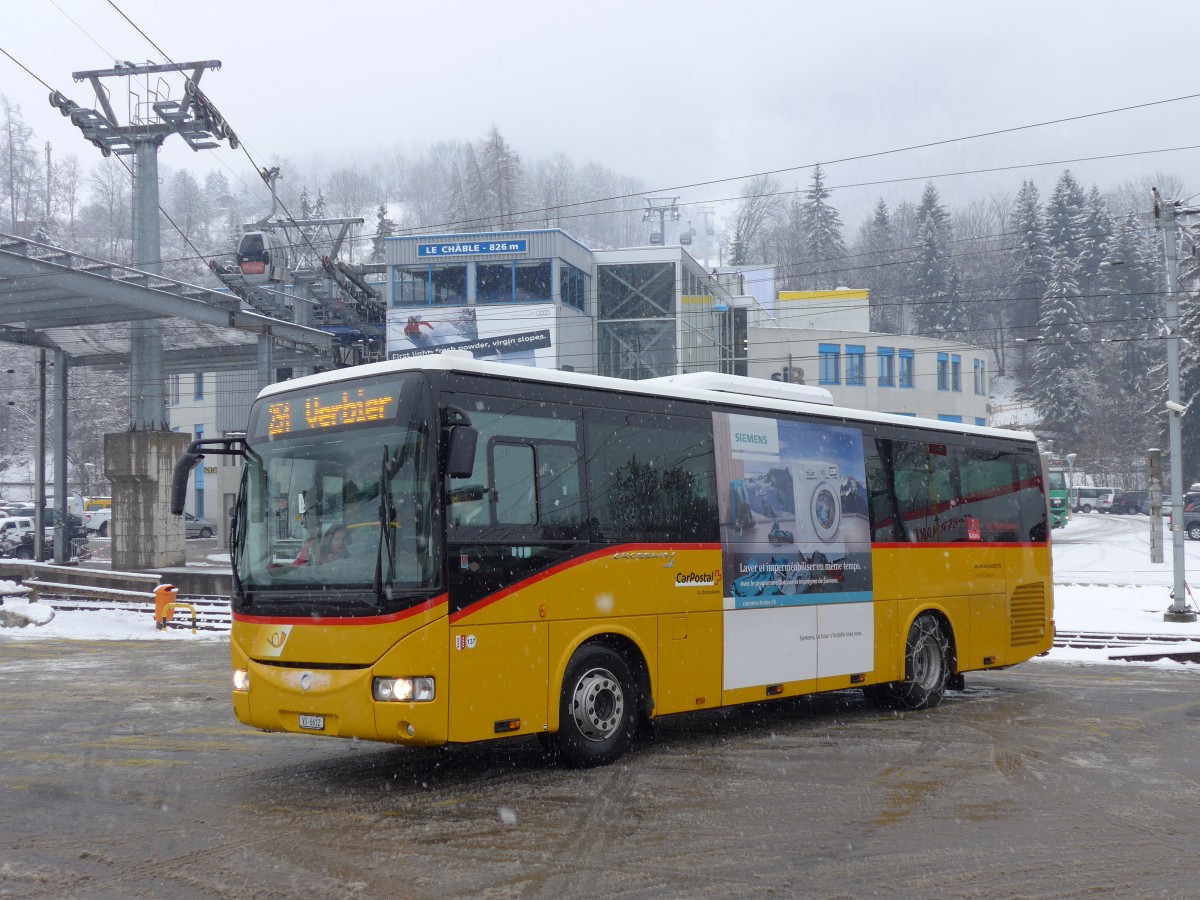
1065,453,1076,502
1152,190,1197,623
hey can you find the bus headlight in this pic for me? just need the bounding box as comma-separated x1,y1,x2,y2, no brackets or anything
232,669,250,692
373,676,435,702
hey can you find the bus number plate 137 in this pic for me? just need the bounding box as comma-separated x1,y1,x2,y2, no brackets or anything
299,714,325,730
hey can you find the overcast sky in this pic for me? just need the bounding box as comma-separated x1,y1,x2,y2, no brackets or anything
5,0,1200,230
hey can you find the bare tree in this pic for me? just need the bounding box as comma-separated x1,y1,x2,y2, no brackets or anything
728,174,784,266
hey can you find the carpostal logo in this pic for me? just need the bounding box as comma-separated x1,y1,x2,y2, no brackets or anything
675,570,722,588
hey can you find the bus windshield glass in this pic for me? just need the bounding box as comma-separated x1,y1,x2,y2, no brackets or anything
1048,470,1066,491
237,373,436,600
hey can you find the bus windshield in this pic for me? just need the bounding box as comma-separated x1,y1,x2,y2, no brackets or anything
236,373,436,603
1048,470,1066,491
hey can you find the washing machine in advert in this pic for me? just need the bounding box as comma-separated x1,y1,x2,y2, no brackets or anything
793,463,844,553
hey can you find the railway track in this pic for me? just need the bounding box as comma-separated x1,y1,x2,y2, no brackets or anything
1053,630,1200,662
45,595,232,633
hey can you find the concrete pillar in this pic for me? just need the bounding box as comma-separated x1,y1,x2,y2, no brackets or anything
105,431,192,571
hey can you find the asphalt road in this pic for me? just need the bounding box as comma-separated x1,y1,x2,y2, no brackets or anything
3,641,1200,898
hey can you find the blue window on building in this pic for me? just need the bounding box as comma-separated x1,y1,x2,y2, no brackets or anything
819,344,841,385
937,353,950,391
878,347,895,386
477,260,553,303
951,354,962,392
974,359,987,395
975,417,987,426
846,345,866,386
899,349,915,388
431,264,468,305
559,262,587,312
938,414,962,423
194,373,204,401
393,266,430,306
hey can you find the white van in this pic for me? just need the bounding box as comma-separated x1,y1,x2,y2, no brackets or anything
1070,486,1117,514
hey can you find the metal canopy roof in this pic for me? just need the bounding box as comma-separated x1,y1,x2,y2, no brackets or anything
0,232,333,363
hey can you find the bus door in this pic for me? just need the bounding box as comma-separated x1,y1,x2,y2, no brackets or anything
442,394,586,743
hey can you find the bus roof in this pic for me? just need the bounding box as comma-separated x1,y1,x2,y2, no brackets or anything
260,351,1036,444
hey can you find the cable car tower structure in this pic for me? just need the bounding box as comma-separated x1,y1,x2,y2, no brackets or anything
210,167,387,369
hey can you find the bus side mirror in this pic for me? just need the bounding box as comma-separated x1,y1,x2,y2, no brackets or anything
445,427,478,479
171,447,204,515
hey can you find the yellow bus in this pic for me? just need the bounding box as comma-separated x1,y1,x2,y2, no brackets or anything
173,354,1053,767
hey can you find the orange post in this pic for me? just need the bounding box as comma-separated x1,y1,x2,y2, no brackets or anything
154,583,178,630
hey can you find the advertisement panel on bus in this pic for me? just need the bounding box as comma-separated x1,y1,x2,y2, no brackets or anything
713,411,874,689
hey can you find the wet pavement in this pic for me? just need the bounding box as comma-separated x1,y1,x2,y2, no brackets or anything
2,641,1200,898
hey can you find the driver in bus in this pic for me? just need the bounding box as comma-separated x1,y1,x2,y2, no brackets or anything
290,524,351,567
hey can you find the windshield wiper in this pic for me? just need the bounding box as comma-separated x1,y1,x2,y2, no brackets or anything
230,464,249,599
373,442,415,604
374,445,397,604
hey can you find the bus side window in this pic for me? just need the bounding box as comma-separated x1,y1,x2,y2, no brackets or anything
585,409,718,543
865,438,905,542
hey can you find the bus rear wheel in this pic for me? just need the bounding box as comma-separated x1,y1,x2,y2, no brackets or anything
865,613,951,710
551,645,638,768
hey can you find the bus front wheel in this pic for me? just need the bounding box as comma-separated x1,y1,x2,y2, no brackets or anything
865,613,951,710
551,644,638,768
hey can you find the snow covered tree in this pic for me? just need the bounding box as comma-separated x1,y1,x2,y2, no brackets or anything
909,182,963,337
858,199,896,331
1044,169,1087,262
370,203,397,263
1032,249,1092,433
797,164,847,289
480,125,523,230
1091,215,1162,473
1009,180,1051,380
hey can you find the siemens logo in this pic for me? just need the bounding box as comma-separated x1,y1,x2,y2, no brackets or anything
734,433,769,445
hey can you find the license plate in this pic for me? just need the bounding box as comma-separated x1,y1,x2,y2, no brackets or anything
299,714,325,730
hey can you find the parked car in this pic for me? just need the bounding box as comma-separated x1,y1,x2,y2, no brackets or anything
85,508,112,537
184,512,216,539
1110,490,1149,515
1176,499,1200,540
41,508,86,533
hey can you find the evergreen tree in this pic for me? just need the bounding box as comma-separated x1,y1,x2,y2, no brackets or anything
910,182,962,336
1173,221,1200,473
1009,180,1051,380
859,198,896,331
889,200,918,332
1093,215,1162,472
798,164,847,289
370,203,397,263
1044,169,1087,262
1033,249,1092,433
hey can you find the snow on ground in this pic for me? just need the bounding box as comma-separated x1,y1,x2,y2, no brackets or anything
2,513,1200,669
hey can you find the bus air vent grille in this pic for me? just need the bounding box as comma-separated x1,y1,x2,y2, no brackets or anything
1010,582,1047,648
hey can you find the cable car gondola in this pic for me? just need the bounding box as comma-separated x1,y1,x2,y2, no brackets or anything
235,231,288,284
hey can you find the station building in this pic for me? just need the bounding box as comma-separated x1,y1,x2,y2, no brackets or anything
382,228,991,425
